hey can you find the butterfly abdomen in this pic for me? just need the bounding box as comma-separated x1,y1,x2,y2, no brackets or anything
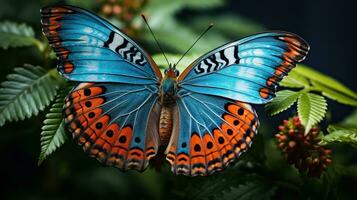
159,106,173,146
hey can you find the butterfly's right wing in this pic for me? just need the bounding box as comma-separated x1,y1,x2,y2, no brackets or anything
178,32,309,104
166,91,259,176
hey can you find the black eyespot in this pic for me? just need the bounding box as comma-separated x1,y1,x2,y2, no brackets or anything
85,101,92,107
233,120,240,126
83,88,91,96
238,108,244,115
119,136,126,143
134,137,141,143
95,122,103,129
227,129,233,135
218,137,225,144
106,130,114,137
206,141,213,149
181,142,187,148
194,144,201,152
88,112,95,118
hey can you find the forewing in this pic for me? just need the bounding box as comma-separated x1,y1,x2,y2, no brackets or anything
165,89,259,176
178,31,309,104
41,5,162,84
64,82,160,171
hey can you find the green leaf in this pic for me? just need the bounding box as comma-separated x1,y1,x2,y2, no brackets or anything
214,181,277,200
38,90,69,165
297,93,327,134
0,65,62,126
311,80,357,106
319,125,357,147
280,69,310,88
0,21,40,49
265,90,301,115
295,64,357,100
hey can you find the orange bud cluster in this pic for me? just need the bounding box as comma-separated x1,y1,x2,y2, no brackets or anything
100,0,148,18
98,0,149,37
276,116,332,178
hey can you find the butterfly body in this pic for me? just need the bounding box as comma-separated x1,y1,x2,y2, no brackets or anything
158,67,180,145
41,5,309,176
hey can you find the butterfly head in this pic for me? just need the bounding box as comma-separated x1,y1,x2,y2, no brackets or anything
164,64,180,78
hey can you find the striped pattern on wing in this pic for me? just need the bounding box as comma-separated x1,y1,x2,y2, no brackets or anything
165,90,259,176
194,45,240,74
64,82,160,171
178,31,309,104
41,5,161,84
104,31,147,66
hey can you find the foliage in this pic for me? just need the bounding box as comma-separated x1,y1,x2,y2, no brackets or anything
214,181,277,200
320,110,357,147
266,64,356,133
138,0,263,54
265,90,301,115
0,65,64,126
297,93,327,134
38,88,70,165
0,21,43,51
281,65,357,106
153,53,201,70
320,125,357,147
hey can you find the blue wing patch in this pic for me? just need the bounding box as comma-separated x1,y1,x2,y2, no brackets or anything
178,32,309,104
41,5,162,84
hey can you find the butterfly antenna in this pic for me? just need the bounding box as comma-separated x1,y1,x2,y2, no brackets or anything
174,23,214,68
141,14,170,67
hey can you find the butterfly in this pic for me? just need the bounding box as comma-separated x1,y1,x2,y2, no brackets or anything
41,5,309,176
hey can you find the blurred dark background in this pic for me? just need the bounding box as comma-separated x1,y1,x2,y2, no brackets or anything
0,0,356,199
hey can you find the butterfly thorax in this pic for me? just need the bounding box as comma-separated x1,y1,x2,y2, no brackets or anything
158,68,179,146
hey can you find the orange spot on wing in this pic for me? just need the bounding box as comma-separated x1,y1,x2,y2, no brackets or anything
127,149,144,159
190,133,207,175
203,134,222,173
259,88,270,99
64,62,74,73
212,129,235,166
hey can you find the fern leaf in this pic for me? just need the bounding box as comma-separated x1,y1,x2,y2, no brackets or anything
0,21,39,49
0,65,61,126
215,181,277,200
297,93,327,134
38,90,69,165
265,90,301,115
